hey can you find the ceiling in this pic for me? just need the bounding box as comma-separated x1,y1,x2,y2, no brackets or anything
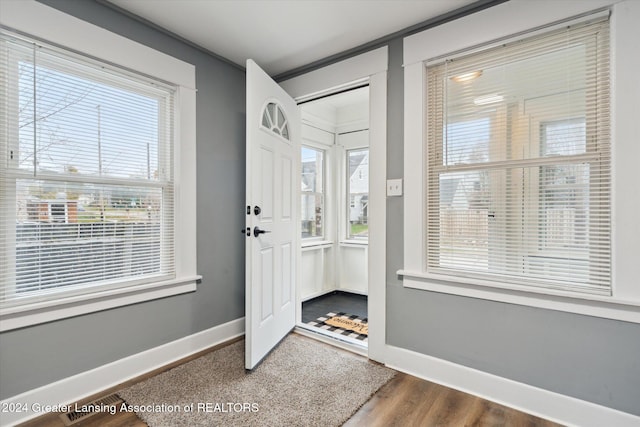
107,0,477,77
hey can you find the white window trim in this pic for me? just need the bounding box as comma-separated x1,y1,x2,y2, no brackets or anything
300,122,334,247
345,146,370,243
401,0,640,323
300,143,327,242
0,0,199,331
337,130,369,244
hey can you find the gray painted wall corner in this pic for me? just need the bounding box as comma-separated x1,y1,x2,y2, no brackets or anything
385,37,404,287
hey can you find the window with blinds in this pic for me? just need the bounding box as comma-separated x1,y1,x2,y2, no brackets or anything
425,16,610,294
0,30,176,309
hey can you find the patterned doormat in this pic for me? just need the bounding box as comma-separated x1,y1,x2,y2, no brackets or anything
306,312,368,342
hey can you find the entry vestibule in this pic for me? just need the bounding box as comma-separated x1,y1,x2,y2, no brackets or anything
298,86,370,347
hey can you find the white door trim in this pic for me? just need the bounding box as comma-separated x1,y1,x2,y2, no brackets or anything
366,70,387,363
280,47,388,101
281,47,388,363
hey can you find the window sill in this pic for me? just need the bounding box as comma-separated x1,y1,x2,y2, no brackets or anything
339,240,368,247
0,275,201,332
398,270,640,324
301,240,334,250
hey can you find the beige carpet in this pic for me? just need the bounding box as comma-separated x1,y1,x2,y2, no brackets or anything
118,333,395,426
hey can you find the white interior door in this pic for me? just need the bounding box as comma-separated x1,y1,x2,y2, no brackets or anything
245,60,300,370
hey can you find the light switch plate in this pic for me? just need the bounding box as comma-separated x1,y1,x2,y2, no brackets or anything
387,178,403,196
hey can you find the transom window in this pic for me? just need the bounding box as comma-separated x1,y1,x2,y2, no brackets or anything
425,17,610,294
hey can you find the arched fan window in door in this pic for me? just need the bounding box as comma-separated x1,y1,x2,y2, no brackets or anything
261,102,290,140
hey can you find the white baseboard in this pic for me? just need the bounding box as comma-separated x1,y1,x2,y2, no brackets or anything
0,317,244,427
301,288,337,302
385,345,640,427
336,288,368,296
301,288,369,303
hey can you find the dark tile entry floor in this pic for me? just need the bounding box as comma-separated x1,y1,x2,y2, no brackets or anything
302,291,368,324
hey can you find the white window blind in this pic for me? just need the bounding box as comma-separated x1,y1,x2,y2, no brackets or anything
0,30,176,309
425,15,610,294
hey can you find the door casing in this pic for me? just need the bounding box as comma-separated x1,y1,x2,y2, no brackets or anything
280,47,388,363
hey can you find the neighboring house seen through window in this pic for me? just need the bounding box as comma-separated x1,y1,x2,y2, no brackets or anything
301,146,324,239
348,148,369,239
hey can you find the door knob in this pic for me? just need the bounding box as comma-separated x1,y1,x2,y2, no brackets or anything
253,226,271,237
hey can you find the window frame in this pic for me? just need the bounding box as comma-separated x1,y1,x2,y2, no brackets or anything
337,130,369,244
2,35,177,300
425,40,610,294
400,1,640,323
0,1,199,331
346,147,370,241
300,144,326,241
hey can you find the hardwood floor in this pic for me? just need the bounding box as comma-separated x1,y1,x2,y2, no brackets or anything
19,339,562,427
345,373,561,427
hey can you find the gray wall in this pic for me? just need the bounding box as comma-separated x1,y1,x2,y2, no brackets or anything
0,0,246,399
382,15,640,417
2,0,639,418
